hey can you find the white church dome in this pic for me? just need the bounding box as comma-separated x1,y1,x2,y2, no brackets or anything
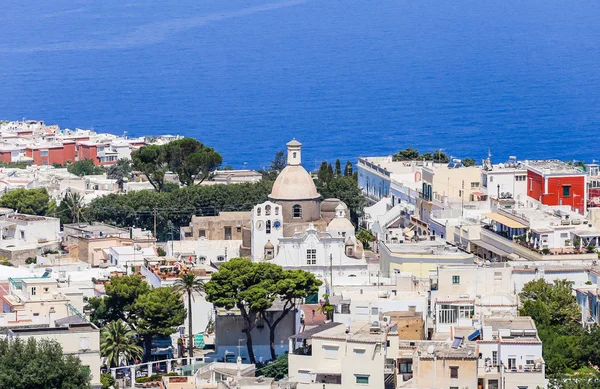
269,139,320,201
270,165,320,200
327,204,354,231
327,216,354,231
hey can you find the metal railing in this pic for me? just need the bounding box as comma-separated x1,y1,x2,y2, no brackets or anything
68,303,87,321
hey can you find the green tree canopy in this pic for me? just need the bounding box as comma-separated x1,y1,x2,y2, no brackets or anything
393,147,420,161
0,337,91,389
260,151,287,181
262,268,321,360
258,353,288,380
356,229,375,249
519,279,587,377
334,159,342,176
344,160,353,176
57,192,87,225
132,138,222,190
163,138,223,185
270,151,287,173
205,258,273,364
0,188,55,216
106,158,133,188
86,275,150,327
67,159,105,176
133,287,186,361
316,175,364,225
462,157,477,167
317,161,333,183
205,259,321,362
131,144,167,191
520,279,580,327
87,180,273,240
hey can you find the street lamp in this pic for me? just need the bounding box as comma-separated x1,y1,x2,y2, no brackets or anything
237,338,246,362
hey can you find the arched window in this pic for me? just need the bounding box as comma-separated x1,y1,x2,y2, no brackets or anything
257,207,261,216
265,205,271,216
266,220,271,234
274,207,279,215
293,204,302,219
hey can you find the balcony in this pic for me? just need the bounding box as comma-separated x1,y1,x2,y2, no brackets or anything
292,345,312,356
384,359,396,374
480,227,598,261
503,364,544,374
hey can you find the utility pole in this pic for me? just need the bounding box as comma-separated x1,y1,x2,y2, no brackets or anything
329,254,333,296
153,207,157,238
461,180,465,217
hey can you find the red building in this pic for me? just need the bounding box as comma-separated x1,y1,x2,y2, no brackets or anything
77,142,118,166
25,142,76,165
525,160,587,214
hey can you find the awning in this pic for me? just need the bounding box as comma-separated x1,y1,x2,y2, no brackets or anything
483,213,528,229
470,240,512,258
471,191,486,197
573,230,600,238
468,329,481,341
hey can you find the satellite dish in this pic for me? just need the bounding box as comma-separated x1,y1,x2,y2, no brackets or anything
427,345,435,355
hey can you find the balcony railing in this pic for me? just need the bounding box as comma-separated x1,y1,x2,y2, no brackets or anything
292,345,312,356
503,364,544,373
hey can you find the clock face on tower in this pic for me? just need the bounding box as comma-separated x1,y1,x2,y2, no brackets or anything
273,220,282,229
255,220,264,231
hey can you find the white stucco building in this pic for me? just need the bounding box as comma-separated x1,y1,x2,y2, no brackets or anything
269,224,367,277
251,200,284,261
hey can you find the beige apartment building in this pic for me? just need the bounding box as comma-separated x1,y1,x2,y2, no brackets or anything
411,341,479,389
418,165,482,225
8,320,101,386
288,321,394,389
63,223,155,266
0,277,83,326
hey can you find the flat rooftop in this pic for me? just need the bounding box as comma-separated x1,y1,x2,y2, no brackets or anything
485,317,536,331
191,211,250,221
312,321,389,343
417,340,478,359
9,322,98,335
524,160,584,175
64,223,126,235
386,240,467,256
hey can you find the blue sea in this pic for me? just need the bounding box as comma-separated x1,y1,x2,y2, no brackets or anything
1,0,599,169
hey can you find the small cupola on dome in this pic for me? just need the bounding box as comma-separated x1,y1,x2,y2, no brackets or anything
264,240,274,249
335,203,347,218
286,138,302,166
327,204,354,232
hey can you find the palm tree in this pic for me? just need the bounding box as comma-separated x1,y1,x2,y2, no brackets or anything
61,191,86,224
173,272,204,358
100,320,143,367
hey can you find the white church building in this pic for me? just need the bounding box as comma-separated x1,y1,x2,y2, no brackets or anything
250,139,368,278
